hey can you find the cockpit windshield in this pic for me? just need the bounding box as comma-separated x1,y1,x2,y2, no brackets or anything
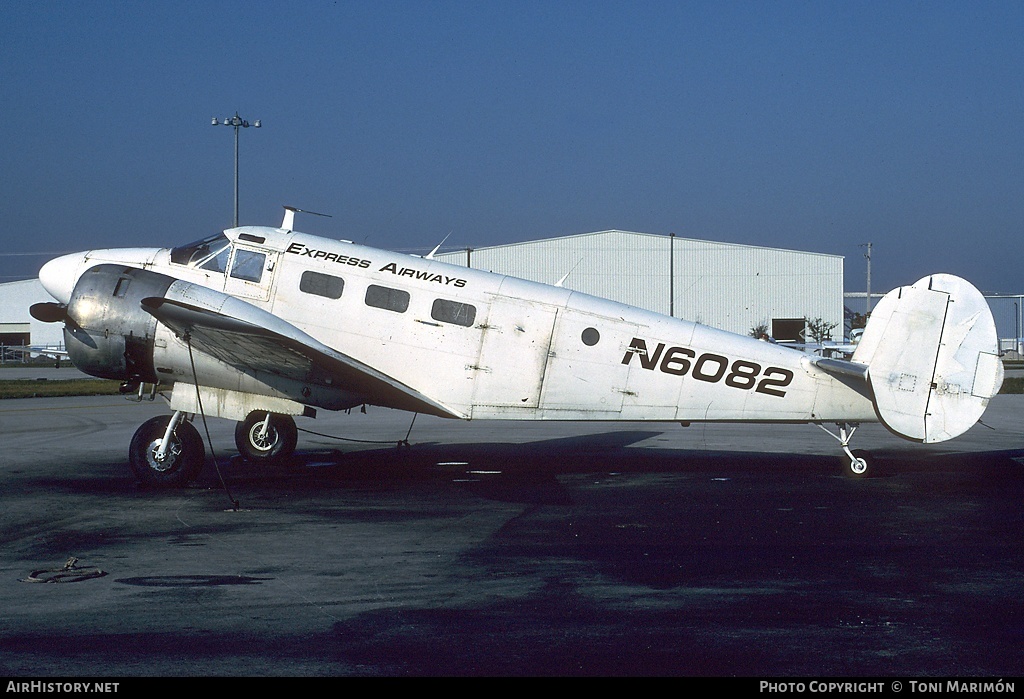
169,233,232,273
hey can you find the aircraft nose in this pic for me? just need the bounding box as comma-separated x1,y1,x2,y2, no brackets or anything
39,252,86,305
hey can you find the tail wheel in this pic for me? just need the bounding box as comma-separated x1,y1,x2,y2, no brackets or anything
235,412,298,464
129,415,205,488
846,449,872,479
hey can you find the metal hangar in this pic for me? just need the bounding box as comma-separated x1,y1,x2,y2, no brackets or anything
435,230,844,341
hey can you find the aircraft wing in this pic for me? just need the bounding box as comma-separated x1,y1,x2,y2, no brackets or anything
777,341,858,358
140,297,461,419
2,345,69,360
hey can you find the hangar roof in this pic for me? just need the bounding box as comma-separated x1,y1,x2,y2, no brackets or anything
448,229,841,260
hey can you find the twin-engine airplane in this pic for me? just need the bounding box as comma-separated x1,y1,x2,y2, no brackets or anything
31,209,1003,486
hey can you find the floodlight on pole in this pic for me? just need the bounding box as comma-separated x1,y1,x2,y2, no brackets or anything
211,112,261,227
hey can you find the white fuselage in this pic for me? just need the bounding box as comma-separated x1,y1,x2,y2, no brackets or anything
43,226,879,424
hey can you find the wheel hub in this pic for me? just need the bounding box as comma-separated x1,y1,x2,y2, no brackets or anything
248,424,279,452
146,438,181,472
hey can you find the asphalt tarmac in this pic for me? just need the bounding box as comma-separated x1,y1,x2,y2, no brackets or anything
1,393,1023,677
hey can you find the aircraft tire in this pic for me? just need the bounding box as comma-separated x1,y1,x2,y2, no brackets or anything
845,449,871,479
235,412,297,464
129,415,205,488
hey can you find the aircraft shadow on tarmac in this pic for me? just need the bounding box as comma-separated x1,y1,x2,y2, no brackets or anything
28,428,1024,502
188,428,1024,504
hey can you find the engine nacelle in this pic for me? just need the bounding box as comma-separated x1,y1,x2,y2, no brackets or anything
61,264,363,414
63,265,175,382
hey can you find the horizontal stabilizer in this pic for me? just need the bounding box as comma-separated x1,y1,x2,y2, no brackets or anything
809,356,869,382
852,274,1002,443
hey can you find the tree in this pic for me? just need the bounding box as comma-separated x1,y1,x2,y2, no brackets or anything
749,321,770,340
805,317,838,343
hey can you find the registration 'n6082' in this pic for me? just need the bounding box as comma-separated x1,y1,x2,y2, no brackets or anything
620,337,794,397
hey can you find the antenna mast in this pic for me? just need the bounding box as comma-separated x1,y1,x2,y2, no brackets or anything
861,242,872,315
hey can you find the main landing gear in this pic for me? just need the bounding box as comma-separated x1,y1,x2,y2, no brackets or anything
128,410,298,488
234,411,298,464
129,412,204,488
818,422,872,478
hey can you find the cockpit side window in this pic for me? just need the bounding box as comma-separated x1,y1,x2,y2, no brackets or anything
229,249,267,283
199,246,231,273
170,233,232,270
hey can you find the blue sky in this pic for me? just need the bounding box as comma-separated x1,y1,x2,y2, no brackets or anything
2,1,1022,294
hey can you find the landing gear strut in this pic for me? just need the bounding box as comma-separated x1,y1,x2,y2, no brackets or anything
234,411,297,464
129,412,205,487
818,422,872,478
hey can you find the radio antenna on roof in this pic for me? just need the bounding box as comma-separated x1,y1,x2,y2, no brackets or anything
425,232,452,260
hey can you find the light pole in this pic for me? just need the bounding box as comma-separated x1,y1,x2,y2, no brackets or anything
211,112,261,227
860,242,872,315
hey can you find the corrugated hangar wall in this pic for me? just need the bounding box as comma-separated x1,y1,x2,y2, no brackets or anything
436,230,844,340
0,279,64,348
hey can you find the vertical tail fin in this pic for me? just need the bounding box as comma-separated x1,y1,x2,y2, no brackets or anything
852,274,1003,443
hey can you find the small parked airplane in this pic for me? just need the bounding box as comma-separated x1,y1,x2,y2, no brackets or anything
1,344,69,367
30,208,1003,486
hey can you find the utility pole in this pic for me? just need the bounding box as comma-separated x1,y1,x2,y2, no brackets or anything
211,113,261,227
860,242,872,315
669,232,675,318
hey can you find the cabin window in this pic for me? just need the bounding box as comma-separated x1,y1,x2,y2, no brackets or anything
365,284,410,313
300,271,345,299
230,249,266,283
431,298,476,327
